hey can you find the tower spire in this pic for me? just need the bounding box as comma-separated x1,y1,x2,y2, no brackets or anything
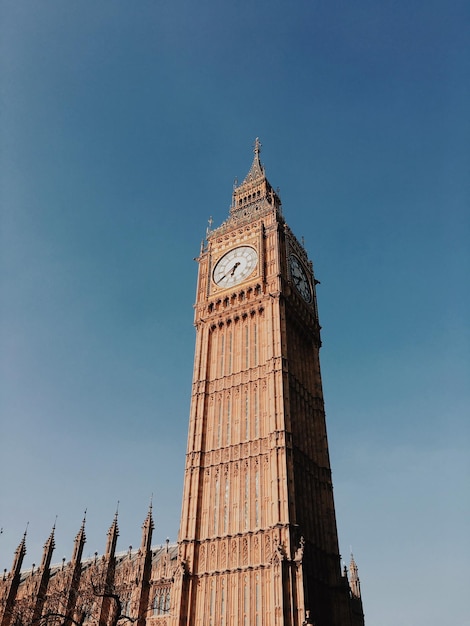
105,505,120,558
140,498,154,551
98,507,120,626
64,513,87,623
227,138,281,222
31,524,56,624
349,553,361,599
11,526,27,574
40,521,56,569
0,530,28,626
131,504,155,626
241,136,265,184
71,511,87,565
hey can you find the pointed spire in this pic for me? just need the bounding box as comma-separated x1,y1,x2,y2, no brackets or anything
226,138,282,222
140,498,154,551
2,528,28,626
40,521,56,569
242,137,265,184
105,505,120,558
71,511,87,565
11,526,28,575
349,553,361,599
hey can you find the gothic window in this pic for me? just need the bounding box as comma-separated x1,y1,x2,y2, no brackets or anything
243,575,249,626
253,322,258,365
244,325,249,369
220,333,225,378
254,386,259,438
228,330,233,374
214,472,220,534
226,397,231,445
255,574,261,626
153,588,170,616
221,579,226,626
217,398,222,447
255,467,260,526
223,474,229,533
244,470,249,530
209,580,215,626
244,390,249,440
152,593,160,615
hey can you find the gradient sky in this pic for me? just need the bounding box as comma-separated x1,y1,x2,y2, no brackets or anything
1,2,469,625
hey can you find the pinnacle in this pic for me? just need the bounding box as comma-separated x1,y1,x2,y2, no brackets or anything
241,137,265,185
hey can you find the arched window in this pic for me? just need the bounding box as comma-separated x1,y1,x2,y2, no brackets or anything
153,589,170,615
153,593,160,615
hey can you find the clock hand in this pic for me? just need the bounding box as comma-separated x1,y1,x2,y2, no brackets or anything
230,262,240,276
219,262,241,282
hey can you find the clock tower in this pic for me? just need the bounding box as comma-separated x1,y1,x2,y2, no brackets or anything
172,140,364,626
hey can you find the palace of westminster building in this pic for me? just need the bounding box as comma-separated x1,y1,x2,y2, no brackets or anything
0,141,365,626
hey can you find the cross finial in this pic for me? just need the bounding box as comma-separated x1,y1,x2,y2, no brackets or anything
254,137,261,156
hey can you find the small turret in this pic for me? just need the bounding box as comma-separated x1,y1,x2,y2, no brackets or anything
31,523,56,625
140,501,154,552
130,503,155,626
64,513,87,621
348,553,364,625
39,523,56,570
98,509,120,626
349,553,361,599
71,512,87,566
105,507,119,559
10,528,27,576
0,529,28,626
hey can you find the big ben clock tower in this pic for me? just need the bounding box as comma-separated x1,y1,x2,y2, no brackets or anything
172,140,364,626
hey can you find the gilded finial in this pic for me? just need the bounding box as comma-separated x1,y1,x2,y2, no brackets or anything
254,137,261,156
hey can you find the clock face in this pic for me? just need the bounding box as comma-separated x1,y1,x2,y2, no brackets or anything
213,246,258,288
289,255,312,303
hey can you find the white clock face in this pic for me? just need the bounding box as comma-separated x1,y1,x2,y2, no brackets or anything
213,246,258,288
290,255,312,303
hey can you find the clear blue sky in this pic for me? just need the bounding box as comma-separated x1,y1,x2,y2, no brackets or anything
1,2,469,625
